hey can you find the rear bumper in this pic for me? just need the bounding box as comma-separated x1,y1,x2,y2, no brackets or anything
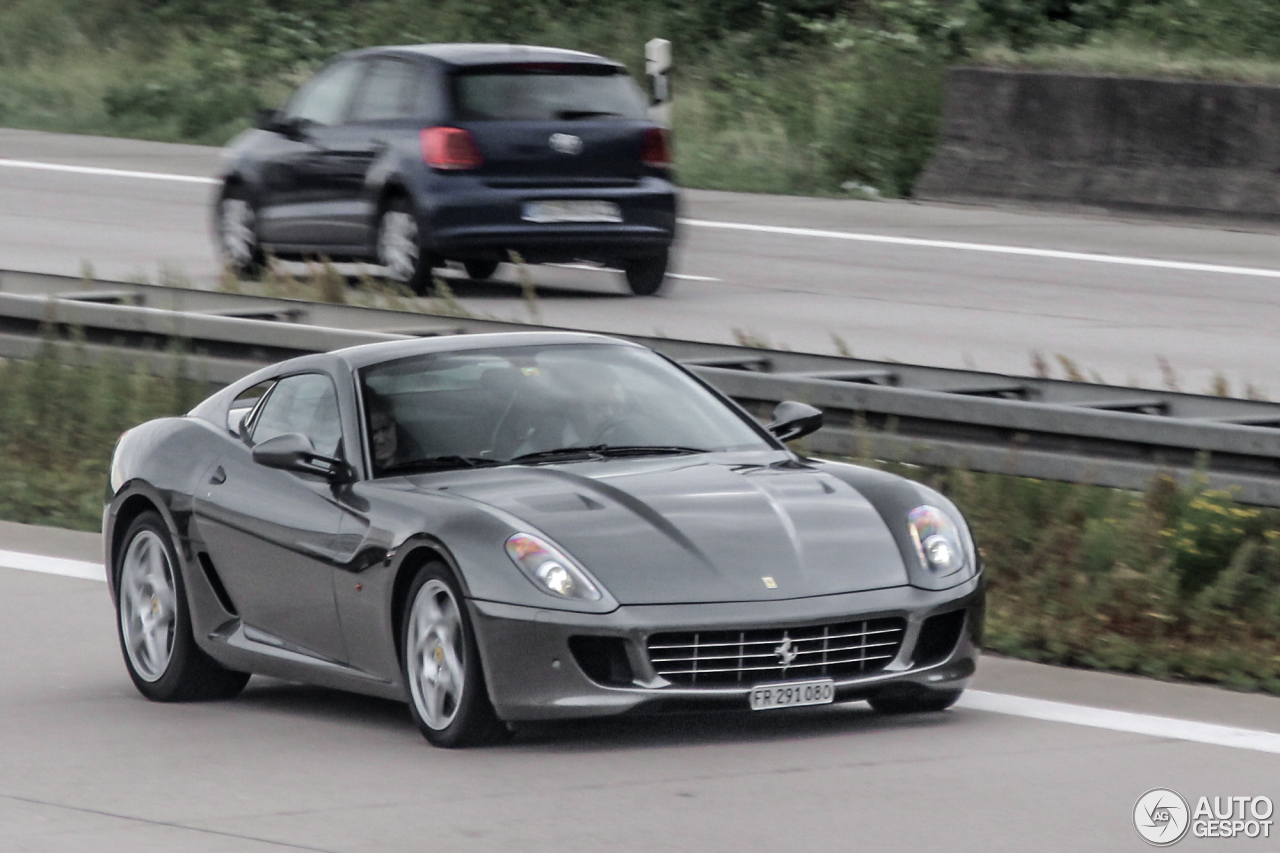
470,576,984,722
409,173,678,263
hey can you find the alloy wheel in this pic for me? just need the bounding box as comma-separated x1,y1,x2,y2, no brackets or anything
378,210,420,283
119,530,178,682
219,198,257,266
406,579,466,730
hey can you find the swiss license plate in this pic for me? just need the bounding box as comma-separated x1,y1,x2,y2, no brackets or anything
749,678,835,711
522,200,622,224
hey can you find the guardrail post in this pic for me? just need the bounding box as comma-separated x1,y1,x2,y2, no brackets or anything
646,38,672,128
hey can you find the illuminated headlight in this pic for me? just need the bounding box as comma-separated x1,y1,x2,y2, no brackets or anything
908,506,967,576
505,533,601,601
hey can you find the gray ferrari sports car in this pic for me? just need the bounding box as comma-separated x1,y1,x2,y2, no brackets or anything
105,331,983,747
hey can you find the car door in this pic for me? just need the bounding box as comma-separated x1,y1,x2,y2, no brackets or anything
193,372,352,663
257,58,364,248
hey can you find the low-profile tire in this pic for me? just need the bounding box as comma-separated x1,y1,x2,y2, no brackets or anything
868,689,962,715
215,184,266,279
621,250,669,296
463,260,500,281
376,197,436,295
401,561,508,748
114,511,250,702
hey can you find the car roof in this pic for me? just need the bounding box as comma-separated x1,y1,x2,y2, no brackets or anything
334,330,641,369
358,43,624,69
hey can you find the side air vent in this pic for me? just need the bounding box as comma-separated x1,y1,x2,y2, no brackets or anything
197,552,238,616
914,610,966,667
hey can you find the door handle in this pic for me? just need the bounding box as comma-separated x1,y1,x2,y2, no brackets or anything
209,466,226,485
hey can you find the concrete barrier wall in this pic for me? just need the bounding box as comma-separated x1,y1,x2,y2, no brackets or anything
915,66,1280,218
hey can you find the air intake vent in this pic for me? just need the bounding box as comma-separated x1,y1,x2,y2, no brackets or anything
197,552,238,616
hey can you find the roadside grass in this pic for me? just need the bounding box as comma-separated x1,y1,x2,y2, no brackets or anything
3,337,1277,696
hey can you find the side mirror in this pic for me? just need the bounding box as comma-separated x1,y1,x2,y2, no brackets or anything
254,108,304,139
252,433,352,482
767,401,823,442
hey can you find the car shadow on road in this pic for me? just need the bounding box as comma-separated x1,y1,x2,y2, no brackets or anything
232,678,963,751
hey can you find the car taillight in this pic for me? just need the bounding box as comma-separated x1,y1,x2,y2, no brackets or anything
641,127,671,169
421,127,484,170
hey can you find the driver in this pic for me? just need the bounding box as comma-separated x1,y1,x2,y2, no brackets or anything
365,389,400,469
562,365,631,445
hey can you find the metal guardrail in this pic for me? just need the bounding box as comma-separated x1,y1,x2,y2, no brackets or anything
3,268,1280,504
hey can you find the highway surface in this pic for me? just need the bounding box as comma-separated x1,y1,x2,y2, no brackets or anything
6,127,1280,395
2,519,1278,852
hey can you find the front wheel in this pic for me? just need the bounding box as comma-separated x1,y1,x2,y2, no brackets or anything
377,198,436,294
114,511,249,702
401,562,507,747
868,689,962,714
215,185,265,279
463,260,500,281
622,250,669,296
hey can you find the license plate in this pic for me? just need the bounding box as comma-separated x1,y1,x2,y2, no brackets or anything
522,200,622,224
749,678,835,711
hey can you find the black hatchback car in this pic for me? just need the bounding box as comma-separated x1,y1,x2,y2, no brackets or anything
215,44,678,295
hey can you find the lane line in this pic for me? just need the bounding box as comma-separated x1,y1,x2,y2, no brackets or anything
1,547,1278,753
0,158,218,185
680,217,1280,280
547,262,721,282
0,549,105,582
959,690,1280,755
6,156,1279,282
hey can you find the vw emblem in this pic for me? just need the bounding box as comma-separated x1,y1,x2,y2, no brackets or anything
549,133,583,155
774,634,799,667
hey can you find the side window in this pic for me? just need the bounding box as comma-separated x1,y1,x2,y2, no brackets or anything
348,58,420,123
282,60,363,126
252,374,343,458
227,380,275,436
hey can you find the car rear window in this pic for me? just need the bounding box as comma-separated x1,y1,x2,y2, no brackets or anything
451,64,647,122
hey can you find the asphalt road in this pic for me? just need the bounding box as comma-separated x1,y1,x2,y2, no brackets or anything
6,127,1280,396
2,520,1278,852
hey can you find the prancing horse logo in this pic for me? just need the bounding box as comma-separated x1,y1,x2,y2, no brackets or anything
775,635,799,667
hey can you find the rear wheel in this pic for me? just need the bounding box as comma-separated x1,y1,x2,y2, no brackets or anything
377,198,436,294
401,561,507,748
215,185,265,279
114,511,249,702
463,260,500,281
868,689,962,714
622,250,668,296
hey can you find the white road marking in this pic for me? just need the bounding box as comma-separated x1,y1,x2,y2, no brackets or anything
681,217,1280,280
959,690,1280,755
4,548,1280,756
545,262,720,282
0,158,219,185
0,549,105,582
4,156,1280,282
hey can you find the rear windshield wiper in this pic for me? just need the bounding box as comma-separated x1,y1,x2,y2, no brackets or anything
507,445,608,465
380,455,499,475
556,109,622,120
595,446,709,457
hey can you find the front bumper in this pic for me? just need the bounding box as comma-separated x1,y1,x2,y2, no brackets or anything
470,576,984,721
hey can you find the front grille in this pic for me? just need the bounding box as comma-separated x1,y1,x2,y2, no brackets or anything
647,617,906,686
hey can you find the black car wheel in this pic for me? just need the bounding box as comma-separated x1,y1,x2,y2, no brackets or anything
622,250,669,296
401,561,508,748
868,689,963,714
216,185,265,279
377,198,435,294
463,260,500,281
114,511,250,702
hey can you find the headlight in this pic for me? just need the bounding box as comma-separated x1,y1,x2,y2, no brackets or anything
505,533,601,601
908,506,967,576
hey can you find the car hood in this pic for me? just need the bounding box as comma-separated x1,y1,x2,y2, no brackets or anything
420,456,909,605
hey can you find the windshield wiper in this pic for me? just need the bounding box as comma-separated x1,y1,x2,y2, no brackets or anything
380,455,499,475
595,446,709,457
507,446,608,465
556,109,622,120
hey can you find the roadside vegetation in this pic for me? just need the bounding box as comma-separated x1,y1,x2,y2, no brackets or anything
3,336,1278,695
5,0,1280,198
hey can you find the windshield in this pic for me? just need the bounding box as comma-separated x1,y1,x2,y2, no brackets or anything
451,66,647,121
360,343,770,476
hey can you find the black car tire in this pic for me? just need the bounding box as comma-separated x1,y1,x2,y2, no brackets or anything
868,689,963,715
215,184,266,279
401,561,508,748
114,511,250,702
377,197,436,295
622,250,669,296
463,260,500,281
